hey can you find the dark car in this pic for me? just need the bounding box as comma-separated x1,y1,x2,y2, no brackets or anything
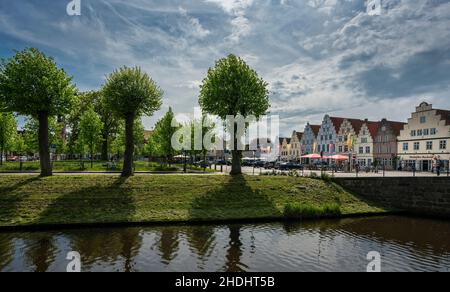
194,160,211,168
253,161,266,168
215,159,229,166
264,161,276,169
242,160,254,167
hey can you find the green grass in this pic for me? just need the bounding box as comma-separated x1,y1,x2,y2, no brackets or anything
0,160,216,173
284,202,341,219
0,175,388,228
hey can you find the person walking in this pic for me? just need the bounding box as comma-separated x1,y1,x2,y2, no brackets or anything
436,160,441,176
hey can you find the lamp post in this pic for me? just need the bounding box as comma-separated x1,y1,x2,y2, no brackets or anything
253,150,256,176
183,150,187,173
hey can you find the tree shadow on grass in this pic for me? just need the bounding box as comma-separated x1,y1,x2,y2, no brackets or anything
0,176,43,225
189,175,280,222
32,176,137,226
0,176,41,195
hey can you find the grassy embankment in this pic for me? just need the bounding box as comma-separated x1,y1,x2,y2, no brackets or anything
0,175,388,228
0,160,215,173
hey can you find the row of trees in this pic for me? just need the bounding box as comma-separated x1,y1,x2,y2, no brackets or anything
0,48,270,176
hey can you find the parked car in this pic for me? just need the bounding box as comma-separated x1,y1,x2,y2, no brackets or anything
194,160,211,168
7,156,18,162
264,161,276,169
253,160,266,168
242,160,254,167
215,159,231,166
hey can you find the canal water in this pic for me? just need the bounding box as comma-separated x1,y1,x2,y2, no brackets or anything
0,216,449,272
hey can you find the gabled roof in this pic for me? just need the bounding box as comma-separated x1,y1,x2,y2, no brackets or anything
386,121,407,136
366,121,381,138
329,117,345,131
279,137,288,145
436,109,450,126
347,118,365,134
295,131,303,141
310,125,321,136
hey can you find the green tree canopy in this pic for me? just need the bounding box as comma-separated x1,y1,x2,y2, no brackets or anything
103,66,162,177
21,117,65,156
79,107,103,168
0,48,76,176
111,118,145,160
199,54,269,174
152,107,178,164
0,112,17,165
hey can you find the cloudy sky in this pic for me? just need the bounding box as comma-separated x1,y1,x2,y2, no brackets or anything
1,0,449,135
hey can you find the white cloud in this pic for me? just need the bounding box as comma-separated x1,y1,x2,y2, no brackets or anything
1,0,450,135
204,0,254,43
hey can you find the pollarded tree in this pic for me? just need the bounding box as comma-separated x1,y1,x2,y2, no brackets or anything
188,115,215,165
152,107,179,165
79,107,103,168
199,55,270,175
0,48,76,176
103,67,162,177
0,112,17,165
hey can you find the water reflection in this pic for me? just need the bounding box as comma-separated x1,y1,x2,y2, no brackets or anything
0,216,449,272
225,225,247,272
24,234,56,272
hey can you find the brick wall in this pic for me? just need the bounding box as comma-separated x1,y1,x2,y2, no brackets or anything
335,177,450,218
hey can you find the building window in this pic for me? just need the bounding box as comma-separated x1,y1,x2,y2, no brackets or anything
344,145,349,152
366,146,371,154
339,146,343,152
414,142,420,151
417,129,423,136
411,130,416,137
361,138,368,143
423,129,429,136
403,143,409,151
426,141,433,150
420,116,426,124
440,140,447,150
431,128,437,135
359,147,364,154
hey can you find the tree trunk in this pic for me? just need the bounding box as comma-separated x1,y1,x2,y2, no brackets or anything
230,122,242,175
122,114,135,177
90,146,94,169
101,133,109,161
38,112,52,177
0,145,3,166
231,150,242,175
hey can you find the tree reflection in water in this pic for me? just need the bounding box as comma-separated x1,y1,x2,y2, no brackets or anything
24,234,56,272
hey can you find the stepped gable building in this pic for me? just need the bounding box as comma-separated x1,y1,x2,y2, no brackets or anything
301,123,321,155
373,119,407,170
290,131,303,161
355,120,380,167
397,102,450,171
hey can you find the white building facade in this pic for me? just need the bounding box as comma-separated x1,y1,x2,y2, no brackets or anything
290,131,303,162
397,102,450,171
300,123,320,155
355,121,379,168
317,115,342,158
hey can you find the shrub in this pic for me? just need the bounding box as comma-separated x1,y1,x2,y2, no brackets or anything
309,172,319,179
320,172,332,182
283,202,341,219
